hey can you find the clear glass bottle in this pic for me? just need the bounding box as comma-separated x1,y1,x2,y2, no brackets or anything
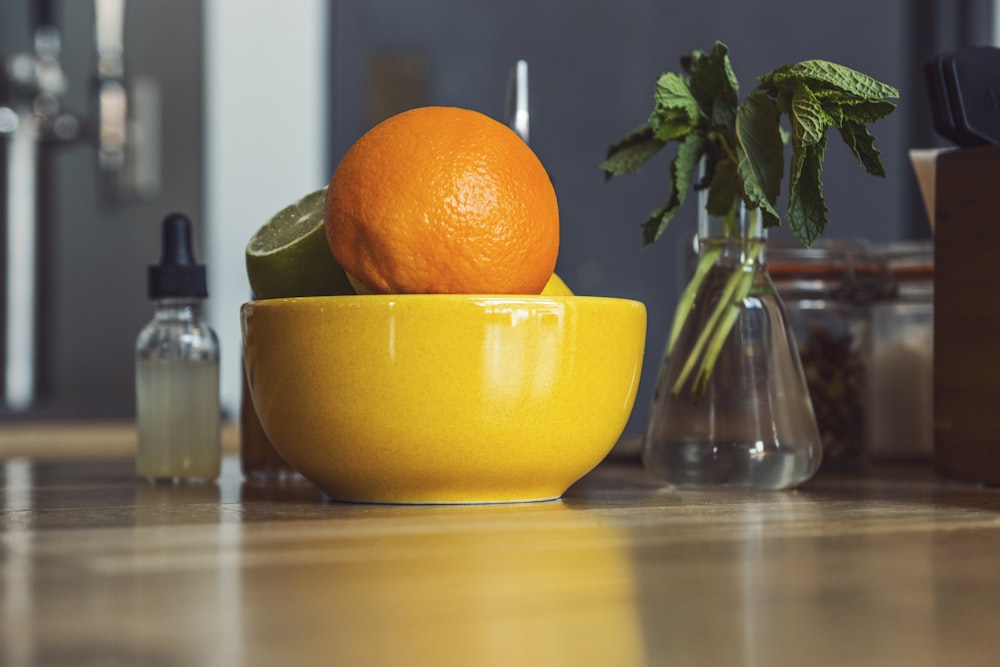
135,213,221,481
642,197,824,490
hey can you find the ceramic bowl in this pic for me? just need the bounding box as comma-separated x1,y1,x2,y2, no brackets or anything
241,295,646,503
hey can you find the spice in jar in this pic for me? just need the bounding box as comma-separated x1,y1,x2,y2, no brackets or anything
797,323,867,462
768,239,893,469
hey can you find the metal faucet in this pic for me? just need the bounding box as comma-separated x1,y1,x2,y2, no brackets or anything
1,0,133,411
95,0,129,193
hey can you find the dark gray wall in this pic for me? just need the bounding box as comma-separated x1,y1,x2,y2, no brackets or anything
0,0,990,424
329,0,990,436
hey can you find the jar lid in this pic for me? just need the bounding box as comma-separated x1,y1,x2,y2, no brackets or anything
768,239,894,304
879,240,934,300
881,240,934,277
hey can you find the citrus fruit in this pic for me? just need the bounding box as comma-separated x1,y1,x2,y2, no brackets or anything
349,271,575,296
246,187,355,299
324,106,560,294
541,273,574,296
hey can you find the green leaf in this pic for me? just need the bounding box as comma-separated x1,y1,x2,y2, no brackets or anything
673,131,707,189
650,73,700,141
735,88,783,219
706,158,739,217
838,120,886,177
759,62,794,84
763,60,899,101
786,137,829,246
641,132,705,245
603,44,900,395
812,92,897,131
641,200,672,246
790,83,826,145
837,98,898,124
773,86,795,117
685,42,740,130
600,123,666,179
605,44,896,251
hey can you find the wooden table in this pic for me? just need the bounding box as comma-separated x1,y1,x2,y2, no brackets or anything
3,425,1000,666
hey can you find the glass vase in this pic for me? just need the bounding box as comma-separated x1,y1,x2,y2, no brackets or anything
641,196,823,490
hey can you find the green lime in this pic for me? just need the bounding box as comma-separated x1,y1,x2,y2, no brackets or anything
245,187,355,299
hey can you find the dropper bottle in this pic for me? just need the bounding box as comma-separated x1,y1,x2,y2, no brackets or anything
135,213,221,481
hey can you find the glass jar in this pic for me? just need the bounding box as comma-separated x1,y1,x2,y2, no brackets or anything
768,239,893,469
868,241,934,460
240,362,302,481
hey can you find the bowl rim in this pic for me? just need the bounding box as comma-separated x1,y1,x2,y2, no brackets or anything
241,293,647,310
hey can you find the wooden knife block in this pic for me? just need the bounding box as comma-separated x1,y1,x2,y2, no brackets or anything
934,145,1000,484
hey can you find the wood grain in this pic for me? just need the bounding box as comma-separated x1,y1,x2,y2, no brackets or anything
3,430,1000,666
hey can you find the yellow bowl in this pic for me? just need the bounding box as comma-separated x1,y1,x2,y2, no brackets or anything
241,295,646,503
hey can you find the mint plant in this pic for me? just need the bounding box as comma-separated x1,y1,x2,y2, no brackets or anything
602,42,898,398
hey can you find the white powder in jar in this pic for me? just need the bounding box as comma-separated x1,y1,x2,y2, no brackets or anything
869,318,934,459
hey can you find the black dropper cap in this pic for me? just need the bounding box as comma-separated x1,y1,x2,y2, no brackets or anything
148,213,208,298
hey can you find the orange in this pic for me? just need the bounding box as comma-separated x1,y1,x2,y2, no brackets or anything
324,106,560,294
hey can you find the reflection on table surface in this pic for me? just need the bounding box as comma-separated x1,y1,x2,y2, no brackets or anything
3,454,1000,666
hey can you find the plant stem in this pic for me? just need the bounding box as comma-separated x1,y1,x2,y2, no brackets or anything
691,248,759,397
670,236,763,401
670,252,745,396
693,301,742,398
667,245,721,356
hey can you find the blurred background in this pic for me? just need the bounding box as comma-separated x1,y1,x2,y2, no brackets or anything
0,0,991,437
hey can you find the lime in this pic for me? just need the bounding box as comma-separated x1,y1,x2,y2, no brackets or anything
245,187,355,299
541,273,574,296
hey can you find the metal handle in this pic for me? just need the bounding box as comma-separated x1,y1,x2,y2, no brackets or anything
505,60,529,145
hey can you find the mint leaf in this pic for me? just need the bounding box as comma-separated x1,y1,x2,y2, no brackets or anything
786,137,829,246
837,98,898,124
838,120,886,177
650,73,700,141
604,44,898,398
642,200,672,246
641,132,705,245
685,42,739,129
790,83,826,145
735,88,782,223
706,158,740,217
605,43,896,249
600,123,666,179
813,92,897,131
772,85,794,117
762,60,900,101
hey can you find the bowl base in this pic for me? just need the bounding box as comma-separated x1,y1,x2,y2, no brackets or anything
320,493,564,506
